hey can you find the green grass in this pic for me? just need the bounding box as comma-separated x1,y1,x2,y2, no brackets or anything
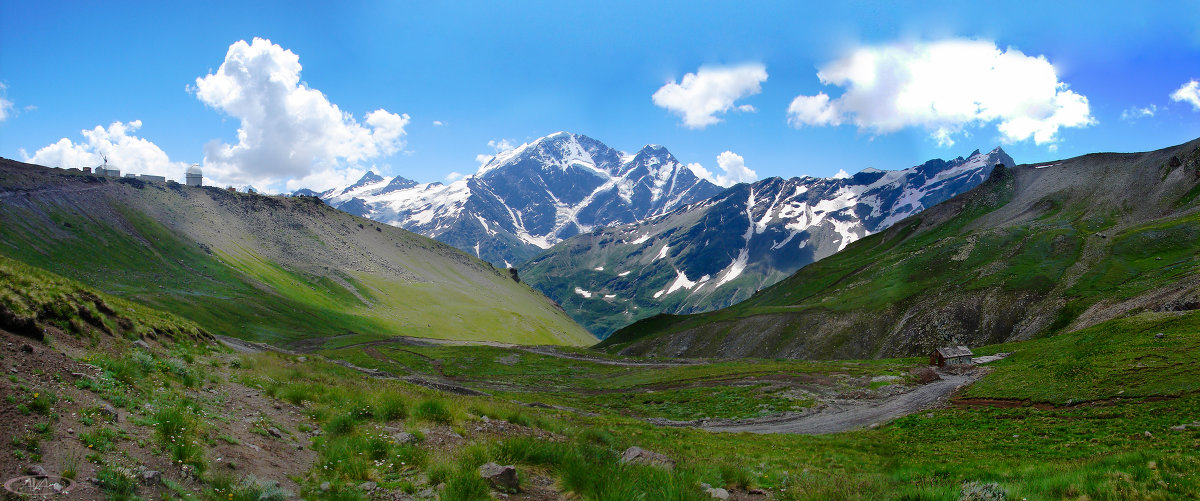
0,172,593,346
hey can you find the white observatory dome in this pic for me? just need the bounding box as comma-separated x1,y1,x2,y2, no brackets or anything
186,164,203,175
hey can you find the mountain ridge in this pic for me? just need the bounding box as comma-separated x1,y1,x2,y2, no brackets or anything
523,147,1014,337
305,132,724,265
0,157,594,346
600,138,1200,358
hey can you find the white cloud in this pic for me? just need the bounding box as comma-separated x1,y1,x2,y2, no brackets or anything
687,151,758,187
475,138,517,166
1120,104,1157,121
22,120,189,179
787,39,1094,147
445,171,464,182
652,63,767,129
191,37,410,192
1171,80,1200,111
0,83,15,122
832,169,851,179
433,120,446,126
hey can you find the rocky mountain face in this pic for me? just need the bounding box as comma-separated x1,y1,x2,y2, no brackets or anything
307,132,723,266
522,147,1014,337
600,138,1200,359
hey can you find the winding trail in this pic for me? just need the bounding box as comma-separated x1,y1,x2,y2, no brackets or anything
694,371,981,434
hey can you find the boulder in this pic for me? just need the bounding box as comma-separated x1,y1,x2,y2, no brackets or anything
705,486,730,500
392,431,418,445
359,481,377,491
98,403,119,422
133,339,151,350
140,470,161,485
620,446,675,470
478,462,519,493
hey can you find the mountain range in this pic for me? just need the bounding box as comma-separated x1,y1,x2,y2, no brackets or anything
600,138,1200,358
522,147,1014,336
306,132,724,266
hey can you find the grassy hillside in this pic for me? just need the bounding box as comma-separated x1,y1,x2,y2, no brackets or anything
604,138,1200,358
3,249,1199,499
0,158,592,347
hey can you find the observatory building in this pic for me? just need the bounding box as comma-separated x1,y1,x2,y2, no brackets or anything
186,164,203,186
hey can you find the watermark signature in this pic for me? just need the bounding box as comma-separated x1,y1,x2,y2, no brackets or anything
3,475,74,498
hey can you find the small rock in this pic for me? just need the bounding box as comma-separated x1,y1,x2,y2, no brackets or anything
320,482,332,492
71,372,86,378
359,481,377,491
1149,461,1158,470
392,431,418,445
98,403,119,422
297,356,308,363
20,344,34,353
705,487,730,500
8,368,16,374
140,470,162,485
1155,333,1165,339
67,428,75,435
478,462,519,493
268,427,283,438
133,340,151,350
1171,424,1187,431
248,444,262,452
699,482,712,490
1144,431,1153,439
481,415,490,423
26,465,48,476
620,446,675,470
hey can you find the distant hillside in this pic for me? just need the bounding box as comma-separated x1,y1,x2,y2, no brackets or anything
0,158,593,347
523,147,1013,337
602,138,1200,359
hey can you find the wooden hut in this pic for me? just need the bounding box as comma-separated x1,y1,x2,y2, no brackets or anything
930,346,974,367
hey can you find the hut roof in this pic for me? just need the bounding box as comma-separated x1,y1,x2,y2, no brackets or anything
936,346,973,358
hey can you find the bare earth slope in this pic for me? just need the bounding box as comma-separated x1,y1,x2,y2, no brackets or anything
0,158,593,347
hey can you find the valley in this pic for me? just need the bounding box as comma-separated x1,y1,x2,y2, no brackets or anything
2,139,1200,500
1,257,1198,499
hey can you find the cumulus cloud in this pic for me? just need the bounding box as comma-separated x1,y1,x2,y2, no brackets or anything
22,120,190,178
191,37,410,191
1172,80,1200,111
832,169,851,179
433,120,446,126
787,39,1094,147
475,138,517,166
687,151,758,187
652,63,767,129
1120,105,1157,121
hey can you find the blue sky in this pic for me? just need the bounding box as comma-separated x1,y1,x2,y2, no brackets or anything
2,1,1199,192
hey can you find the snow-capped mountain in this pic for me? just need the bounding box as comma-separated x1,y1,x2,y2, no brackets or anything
301,132,723,265
521,147,1015,337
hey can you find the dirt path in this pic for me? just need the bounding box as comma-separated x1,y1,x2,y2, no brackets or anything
321,334,704,368
689,370,982,435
